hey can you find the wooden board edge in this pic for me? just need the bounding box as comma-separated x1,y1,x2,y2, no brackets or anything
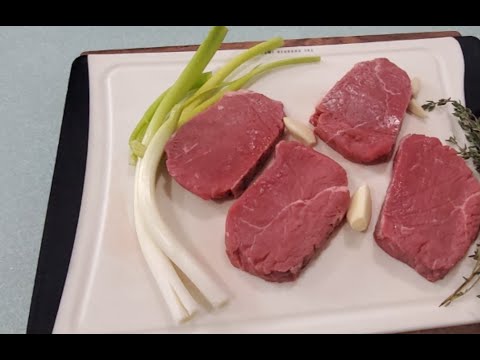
404,322,480,334
82,31,461,56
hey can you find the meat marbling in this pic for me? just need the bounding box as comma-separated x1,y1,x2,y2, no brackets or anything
225,141,350,282
310,58,411,164
165,90,285,200
375,134,480,282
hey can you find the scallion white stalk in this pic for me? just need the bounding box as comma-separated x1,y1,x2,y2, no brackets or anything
137,104,229,308
134,162,199,323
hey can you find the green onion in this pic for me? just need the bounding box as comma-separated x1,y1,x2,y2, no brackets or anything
129,91,166,146
133,27,231,323
179,37,285,124
132,26,323,324
141,26,228,148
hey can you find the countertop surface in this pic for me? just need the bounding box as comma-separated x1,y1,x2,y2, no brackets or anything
1,26,480,334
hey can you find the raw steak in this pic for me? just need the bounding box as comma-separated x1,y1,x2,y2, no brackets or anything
375,134,480,282
165,90,285,200
310,58,411,164
225,141,350,282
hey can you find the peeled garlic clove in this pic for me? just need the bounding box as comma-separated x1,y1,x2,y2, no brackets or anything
347,184,372,232
411,77,421,98
283,116,317,147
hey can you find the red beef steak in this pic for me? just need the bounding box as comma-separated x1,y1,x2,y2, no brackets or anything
225,141,350,282
165,90,285,200
310,58,411,164
375,134,480,282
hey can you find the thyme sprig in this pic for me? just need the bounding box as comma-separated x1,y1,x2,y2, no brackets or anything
423,98,480,306
440,245,480,307
423,99,480,173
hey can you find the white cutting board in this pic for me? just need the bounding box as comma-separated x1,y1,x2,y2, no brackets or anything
53,37,480,333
